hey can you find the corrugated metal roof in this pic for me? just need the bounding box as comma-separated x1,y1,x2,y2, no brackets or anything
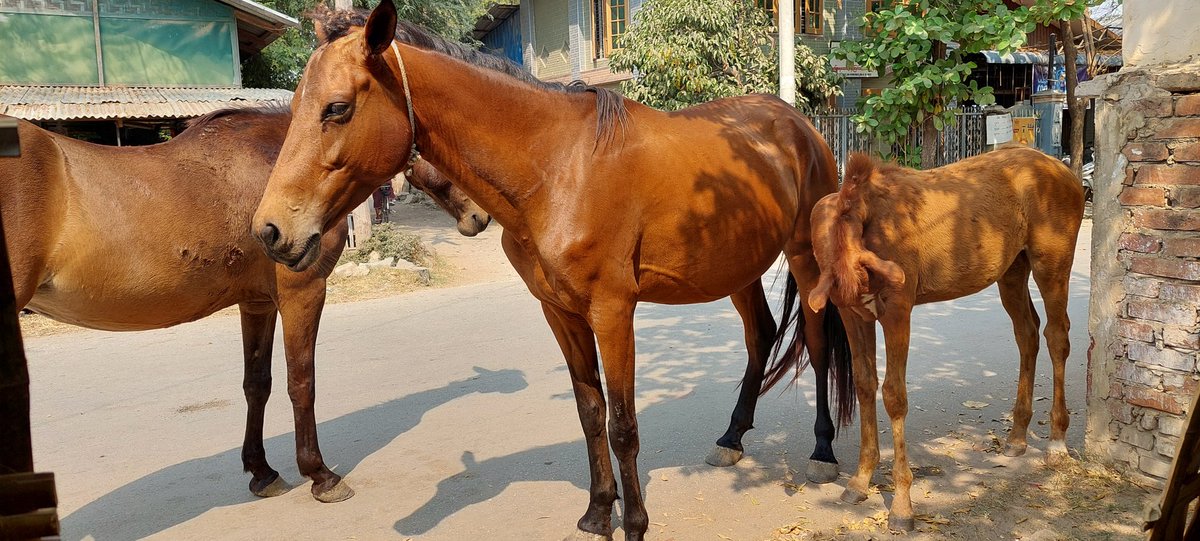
0,86,293,121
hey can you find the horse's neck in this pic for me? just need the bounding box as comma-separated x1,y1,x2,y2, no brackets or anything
403,45,597,233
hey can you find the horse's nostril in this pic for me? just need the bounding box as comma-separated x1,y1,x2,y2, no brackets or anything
259,223,281,247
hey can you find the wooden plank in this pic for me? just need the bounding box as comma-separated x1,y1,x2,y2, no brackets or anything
0,509,59,539
0,138,33,475
1148,387,1200,540
0,473,56,516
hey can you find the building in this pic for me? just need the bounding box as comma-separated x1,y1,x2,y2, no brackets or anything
0,0,297,145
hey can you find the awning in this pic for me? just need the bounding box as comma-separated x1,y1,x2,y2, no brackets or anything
0,86,293,121
979,50,1123,67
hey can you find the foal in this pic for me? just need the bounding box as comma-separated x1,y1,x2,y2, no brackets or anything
807,147,1084,530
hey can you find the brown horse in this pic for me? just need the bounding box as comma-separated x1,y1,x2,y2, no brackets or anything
251,3,850,539
2,107,481,503
400,158,491,236
807,147,1084,531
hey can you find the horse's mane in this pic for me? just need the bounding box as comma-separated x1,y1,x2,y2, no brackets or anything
310,6,627,145
183,104,290,131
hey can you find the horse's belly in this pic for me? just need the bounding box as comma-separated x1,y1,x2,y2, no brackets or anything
28,276,242,331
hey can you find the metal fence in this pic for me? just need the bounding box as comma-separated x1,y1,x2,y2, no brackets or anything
809,106,1007,173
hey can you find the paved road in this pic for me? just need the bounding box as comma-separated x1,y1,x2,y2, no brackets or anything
25,221,1093,541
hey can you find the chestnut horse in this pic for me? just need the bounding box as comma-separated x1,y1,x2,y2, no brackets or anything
807,147,1084,531
2,107,482,503
251,3,850,539
400,158,491,237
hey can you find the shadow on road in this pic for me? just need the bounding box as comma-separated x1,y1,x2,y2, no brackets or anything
62,366,528,540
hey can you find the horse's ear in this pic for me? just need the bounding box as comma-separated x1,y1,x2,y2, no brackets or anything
365,0,398,56
861,253,906,288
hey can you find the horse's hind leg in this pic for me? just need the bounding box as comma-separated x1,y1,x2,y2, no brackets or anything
277,277,352,502
786,252,840,483
996,253,1042,457
1030,244,1078,464
708,281,776,467
238,302,290,497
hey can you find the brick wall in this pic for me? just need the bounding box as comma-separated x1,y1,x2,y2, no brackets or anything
1086,60,1200,488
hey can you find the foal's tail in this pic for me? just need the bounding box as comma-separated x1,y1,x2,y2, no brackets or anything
760,273,857,429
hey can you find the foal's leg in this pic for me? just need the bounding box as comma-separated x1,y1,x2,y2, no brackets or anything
276,276,350,502
996,253,1042,457
541,302,617,540
840,315,879,504
708,281,776,467
238,302,291,497
879,308,916,532
1030,251,1075,464
591,300,649,541
787,252,839,483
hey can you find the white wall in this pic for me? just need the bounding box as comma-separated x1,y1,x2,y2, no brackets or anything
1123,1,1200,67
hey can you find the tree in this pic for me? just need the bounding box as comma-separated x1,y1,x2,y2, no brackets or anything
1028,0,1101,179
242,0,492,89
609,0,841,111
835,0,1044,167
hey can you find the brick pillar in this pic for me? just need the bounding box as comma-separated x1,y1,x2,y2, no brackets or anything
1086,61,1200,488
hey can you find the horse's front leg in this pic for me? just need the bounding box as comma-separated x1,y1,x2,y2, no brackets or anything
592,299,648,541
541,302,618,541
879,308,915,532
238,302,290,498
277,277,351,503
709,281,776,467
841,314,879,504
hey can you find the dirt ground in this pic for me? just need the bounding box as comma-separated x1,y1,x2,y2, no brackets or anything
17,208,1161,540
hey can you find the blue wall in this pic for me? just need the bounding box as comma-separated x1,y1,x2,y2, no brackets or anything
482,10,523,66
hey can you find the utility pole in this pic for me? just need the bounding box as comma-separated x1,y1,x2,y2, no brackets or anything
779,0,796,106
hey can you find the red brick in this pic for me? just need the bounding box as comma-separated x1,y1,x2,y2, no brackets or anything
1119,232,1163,253
1118,318,1156,342
1130,257,1200,281
1155,117,1200,139
1124,275,1163,297
1126,384,1187,414
1128,342,1196,372
1164,327,1200,350
1124,143,1169,162
1132,208,1200,230
1126,166,1136,186
1127,298,1200,325
1120,187,1169,206
1160,283,1200,304
1175,187,1200,208
1115,357,1166,386
1163,237,1200,257
1136,165,1200,186
1174,141,1200,162
1177,94,1200,116
1110,400,1136,424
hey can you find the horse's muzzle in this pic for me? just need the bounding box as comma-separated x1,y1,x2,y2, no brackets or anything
256,223,321,271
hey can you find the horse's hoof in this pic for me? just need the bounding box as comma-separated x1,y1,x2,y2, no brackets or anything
250,475,292,498
705,445,744,467
887,514,915,532
1045,441,1072,466
806,459,839,484
1003,442,1028,457
840,487,869,504
563,528,611,541
313,479,355,503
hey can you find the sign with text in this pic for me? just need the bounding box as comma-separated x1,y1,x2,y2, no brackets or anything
986,113,1014,145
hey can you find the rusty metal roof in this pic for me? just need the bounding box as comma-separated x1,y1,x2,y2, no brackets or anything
0,86,293,121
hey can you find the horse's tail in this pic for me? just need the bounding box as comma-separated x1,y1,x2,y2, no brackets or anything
759,273,857,429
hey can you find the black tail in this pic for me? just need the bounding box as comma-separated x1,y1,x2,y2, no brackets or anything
760,274,857,429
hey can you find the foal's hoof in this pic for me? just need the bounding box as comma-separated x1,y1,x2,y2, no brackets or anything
564,528,612,541
887,514,915,532
806,460,839,484
250,474,292,498
1002,442,1028,457
705,445,744,467
313,479,355,503
1045,441,1072,467
840,487,868,504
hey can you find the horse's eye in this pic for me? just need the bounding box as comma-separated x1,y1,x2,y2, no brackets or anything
323,102,351,121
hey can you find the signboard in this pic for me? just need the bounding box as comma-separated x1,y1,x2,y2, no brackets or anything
986,113,1014,145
